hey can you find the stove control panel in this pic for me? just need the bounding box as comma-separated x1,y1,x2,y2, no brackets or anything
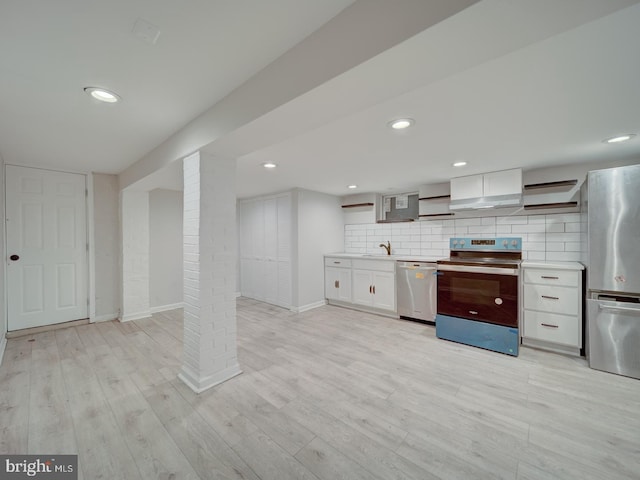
450,237,522,252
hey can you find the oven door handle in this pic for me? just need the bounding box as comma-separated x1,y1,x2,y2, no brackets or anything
437,264,519,276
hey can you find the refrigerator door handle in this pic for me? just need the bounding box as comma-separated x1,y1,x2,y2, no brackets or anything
599,304,640,315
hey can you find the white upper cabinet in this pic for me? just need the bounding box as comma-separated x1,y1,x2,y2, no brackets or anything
449,168,522,210
450,175,483,200
451,168,522,200
483,168,522,197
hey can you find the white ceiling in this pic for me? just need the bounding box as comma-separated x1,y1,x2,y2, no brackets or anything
2,1,640,198
0,0,354,172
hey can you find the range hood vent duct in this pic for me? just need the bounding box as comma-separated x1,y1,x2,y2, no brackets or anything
449,193,522,211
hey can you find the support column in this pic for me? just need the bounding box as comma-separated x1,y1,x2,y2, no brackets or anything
120,190,151,322
179,151,241,393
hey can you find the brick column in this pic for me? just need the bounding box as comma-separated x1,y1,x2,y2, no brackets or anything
179,151,241,393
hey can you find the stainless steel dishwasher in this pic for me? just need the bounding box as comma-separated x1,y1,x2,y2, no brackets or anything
397,261,437,323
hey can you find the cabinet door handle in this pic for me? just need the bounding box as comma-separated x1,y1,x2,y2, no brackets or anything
541,276,559,280
334,280,339,288
369,285,372,294
373,285,376,295
541,295,559,300
541,323,559,328
469,310,478,315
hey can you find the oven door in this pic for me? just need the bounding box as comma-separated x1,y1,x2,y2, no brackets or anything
437,265,518,327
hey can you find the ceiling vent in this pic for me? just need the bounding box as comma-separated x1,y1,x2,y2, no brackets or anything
132,18,161,45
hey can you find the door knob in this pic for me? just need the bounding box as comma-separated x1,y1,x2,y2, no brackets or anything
10,254,19,261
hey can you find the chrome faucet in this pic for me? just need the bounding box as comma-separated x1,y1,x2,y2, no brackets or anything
379,241,391,255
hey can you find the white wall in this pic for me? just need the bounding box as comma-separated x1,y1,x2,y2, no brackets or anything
345,213,584,261
0,155,6,360
341,193,381,224
93,174,121,320
294,189,344,310
345,159,640,261
149,189,183,310
121,191,150,321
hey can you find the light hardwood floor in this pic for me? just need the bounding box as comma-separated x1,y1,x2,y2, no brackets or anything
1,298,639,479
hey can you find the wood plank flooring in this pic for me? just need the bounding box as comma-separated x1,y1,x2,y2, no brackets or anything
1,298,639,479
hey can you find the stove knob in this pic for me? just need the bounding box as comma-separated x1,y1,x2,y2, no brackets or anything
452,240,458,246
460,240,465,247
511,239,518,247
502,240,508,247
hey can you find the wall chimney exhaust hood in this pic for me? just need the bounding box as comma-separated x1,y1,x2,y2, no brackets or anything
449,193,522,210
449,168,522,211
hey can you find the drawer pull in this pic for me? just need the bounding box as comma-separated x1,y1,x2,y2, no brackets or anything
541,276,559,280
333,261,341,264
541,323,559,329
469,310,478,315
334,280,339,288
541,295,559,300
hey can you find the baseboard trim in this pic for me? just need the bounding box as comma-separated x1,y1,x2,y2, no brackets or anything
120,311,152,323
91,313,119,323
325,300,398,319
5,318,90,339
0,335,7,366
150,302,184,314
290,300,327,313
178,363,243,394
521,337,582,357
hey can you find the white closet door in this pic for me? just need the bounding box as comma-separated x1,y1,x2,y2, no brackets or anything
238,192,292,309
6,165,88,330
252,200,265,259
263,198,277,259
277,194,291,260
276,194,292,308
264,260,278,305
239,200,253,258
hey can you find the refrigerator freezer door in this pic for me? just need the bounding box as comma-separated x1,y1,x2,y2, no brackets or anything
587,298,640,379
588,164,640,293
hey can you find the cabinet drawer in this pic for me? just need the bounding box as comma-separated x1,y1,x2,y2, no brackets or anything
352,259,395,272
523,284,578,315
523,268,579,287
523,310,580,347
325,257,352,268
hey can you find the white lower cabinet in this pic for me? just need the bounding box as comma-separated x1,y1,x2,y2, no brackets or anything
325,256,396,314
325,266,352,302
352,270,395,311
521,263,584,356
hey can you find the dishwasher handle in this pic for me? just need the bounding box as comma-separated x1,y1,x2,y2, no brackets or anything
599,304,640,315
397,261,437,270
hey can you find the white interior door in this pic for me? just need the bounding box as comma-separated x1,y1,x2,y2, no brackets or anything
6,165,88,331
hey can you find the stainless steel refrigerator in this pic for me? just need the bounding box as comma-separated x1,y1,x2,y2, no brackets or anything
585,164,640,379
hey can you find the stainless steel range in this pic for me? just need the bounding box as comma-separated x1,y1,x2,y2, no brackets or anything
436,237,522,356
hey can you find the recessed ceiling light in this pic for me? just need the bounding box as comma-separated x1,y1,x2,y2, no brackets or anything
84,87,120,103
453,161,467,167
262,162,277,169
388,118,414,130
603,134,636,144
347,184,358,189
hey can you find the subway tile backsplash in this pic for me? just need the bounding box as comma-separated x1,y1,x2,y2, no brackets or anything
344,213,585,261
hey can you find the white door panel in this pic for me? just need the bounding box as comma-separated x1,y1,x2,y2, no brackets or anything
6,165,88,330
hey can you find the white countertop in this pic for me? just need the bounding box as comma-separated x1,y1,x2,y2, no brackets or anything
325,253,443,263
521,260,585,271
